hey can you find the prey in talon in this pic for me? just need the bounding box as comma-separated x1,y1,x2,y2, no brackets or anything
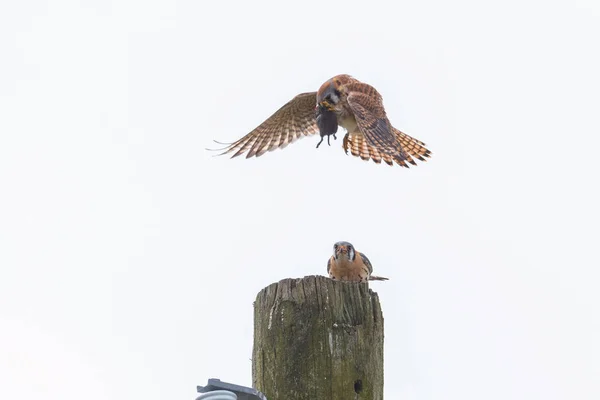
315,103,338,148
209,74,432,168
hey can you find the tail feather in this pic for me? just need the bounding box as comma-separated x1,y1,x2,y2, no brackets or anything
392,127,432,161
368,275,389,281
342,128,431,167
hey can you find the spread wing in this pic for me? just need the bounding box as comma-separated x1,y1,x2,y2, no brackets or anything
211,92,319,158
346,89,401,156
343,127,432,168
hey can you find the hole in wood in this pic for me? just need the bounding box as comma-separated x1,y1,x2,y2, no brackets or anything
354,379,363,393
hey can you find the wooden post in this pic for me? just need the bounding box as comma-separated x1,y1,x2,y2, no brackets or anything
252,275,384,400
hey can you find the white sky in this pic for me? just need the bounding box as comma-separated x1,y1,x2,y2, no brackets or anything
1,1,599,399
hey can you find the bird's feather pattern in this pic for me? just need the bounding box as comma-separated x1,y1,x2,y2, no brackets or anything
210,75,432,168
343,128,431,168
346,92,400,155
215,92,318,158
358,252,373,275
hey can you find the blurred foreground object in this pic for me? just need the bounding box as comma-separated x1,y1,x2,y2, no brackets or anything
197,378,267,400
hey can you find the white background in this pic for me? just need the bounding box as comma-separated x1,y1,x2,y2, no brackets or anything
1,1,599,399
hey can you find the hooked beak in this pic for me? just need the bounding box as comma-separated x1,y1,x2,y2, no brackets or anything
335,245,348,258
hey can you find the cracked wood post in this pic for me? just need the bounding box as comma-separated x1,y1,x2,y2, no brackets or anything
252,275,384,400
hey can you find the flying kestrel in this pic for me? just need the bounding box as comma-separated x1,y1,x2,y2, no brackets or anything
327,241,388,282
210,74,432,167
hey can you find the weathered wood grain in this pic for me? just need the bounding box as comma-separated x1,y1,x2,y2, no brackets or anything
252,275,384,400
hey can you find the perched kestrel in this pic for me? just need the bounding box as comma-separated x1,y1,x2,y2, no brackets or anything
210,74,431,167
327,241,388,282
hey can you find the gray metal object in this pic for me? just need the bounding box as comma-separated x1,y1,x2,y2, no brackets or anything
197,390,237,400
197,379,267,400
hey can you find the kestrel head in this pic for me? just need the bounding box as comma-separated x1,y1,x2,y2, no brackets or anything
317,74,354,111
333,241,356,261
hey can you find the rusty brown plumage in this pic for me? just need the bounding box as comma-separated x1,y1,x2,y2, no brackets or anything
343,127,432,168
210,74,432,167
327,241,389,283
